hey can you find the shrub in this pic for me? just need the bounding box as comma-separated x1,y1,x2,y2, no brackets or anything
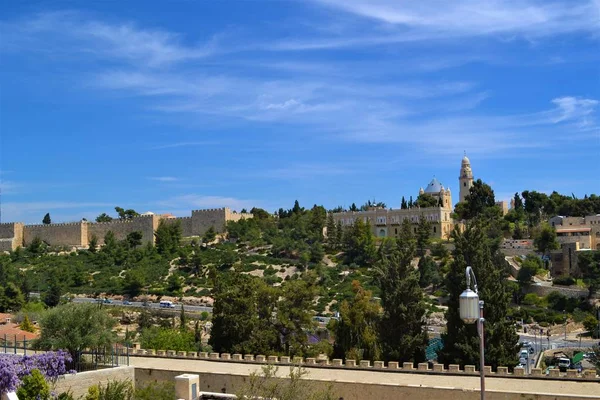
134,381,176,400
553,275,575,286
16,369,51,400
522,293,542,306
98,380,134,400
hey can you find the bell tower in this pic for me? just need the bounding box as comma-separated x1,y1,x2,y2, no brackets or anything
459,152,474,203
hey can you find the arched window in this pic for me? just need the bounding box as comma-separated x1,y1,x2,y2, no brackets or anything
379,229,386,237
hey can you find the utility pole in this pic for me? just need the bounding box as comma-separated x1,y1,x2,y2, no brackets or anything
564,311,567,340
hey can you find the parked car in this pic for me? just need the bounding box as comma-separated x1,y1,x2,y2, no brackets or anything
122,300,132,305
103,298,113,304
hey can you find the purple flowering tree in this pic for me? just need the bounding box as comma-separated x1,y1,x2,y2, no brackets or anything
0,351,74,393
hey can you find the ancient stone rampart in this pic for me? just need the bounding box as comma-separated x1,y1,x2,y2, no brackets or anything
23,222,88,247
2,207,252,249
0,222,24,252
88,215,158,245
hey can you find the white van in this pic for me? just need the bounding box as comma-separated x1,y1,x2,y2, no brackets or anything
159,300,176,309
557,357,571,370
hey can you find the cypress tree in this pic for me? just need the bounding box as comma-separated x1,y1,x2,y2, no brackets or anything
42,213,51,224
401,196,407,210
376,220,428,363
438,221,519,370
326,214,337,249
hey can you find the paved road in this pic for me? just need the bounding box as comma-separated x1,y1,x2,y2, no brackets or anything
71,297,213,313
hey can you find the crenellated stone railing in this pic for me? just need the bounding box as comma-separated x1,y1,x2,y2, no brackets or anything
127,344,598,382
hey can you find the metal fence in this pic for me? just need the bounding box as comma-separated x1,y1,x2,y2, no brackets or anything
1,334,129,372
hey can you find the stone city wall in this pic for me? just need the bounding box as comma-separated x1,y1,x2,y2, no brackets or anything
224,209,254,224
525,284,590,299
191,208,228,235
0,222,23,252
53,366,135,398
160,216,194,238
88,215,158,245
23,222,88,247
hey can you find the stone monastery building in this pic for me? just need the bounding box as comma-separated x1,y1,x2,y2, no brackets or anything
331,155,475,240
0,208,253,252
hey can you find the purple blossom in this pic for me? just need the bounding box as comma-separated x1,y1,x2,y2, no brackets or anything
0,351,73,394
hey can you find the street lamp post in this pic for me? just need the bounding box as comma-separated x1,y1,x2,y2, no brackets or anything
459,266,485,400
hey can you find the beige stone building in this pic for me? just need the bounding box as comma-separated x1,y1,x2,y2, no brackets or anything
549,215,600,250
330,157,472,240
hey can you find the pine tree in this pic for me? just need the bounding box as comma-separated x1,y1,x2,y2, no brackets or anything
88,235,98,253
416,215,431,256
438,222,519,370
408,196,413,208
335,221,344,249
375,220,428,363
42,213,51,225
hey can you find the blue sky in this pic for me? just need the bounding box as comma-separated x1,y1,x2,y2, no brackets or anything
1,0,599,223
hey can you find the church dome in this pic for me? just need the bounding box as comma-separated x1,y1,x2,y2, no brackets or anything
462,155,470,165
424,177,443,194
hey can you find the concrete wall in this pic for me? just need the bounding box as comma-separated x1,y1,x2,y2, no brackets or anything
135,368,599,400
53,366,135,398
88,215,157,245
23,222,87,247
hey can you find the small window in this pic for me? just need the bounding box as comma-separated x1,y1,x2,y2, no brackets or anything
463,182,466,187
433,226,437,233
395,228,398,234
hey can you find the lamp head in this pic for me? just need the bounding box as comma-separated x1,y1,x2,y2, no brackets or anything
459,288,480,324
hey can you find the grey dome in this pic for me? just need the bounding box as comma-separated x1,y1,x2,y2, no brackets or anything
424,177,443,194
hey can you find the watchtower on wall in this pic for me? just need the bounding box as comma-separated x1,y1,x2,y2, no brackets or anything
0,222,24,252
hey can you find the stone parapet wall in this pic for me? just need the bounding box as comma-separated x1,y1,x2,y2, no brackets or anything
23,222,88,247
525,284,590,299
88,215,158,245
128,349,598,382
0,223,24,252
134,367,599,400
191,208,227,235
53,366,135,398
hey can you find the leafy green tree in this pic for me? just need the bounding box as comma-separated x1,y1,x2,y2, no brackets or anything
95,213,113,223
532,223,559,256
209,274,279,355
343,219,376,267
416,215,431,256
310,242,325,263
438,222,519,370
376,221,428,362
88,235,98,253
521,190,548,226
202,226,217,243
43,276,63,308
578,251,600,297
292,200,303,215
27,237,44,255
36,303,116,360
103,231,117,251
20,314,36,332
455,179,497,220
250,207,271,220
154,220,182,255
123,270,145,298
414,194,438,208
583,315,599,337
115,207,139,220
275,276,318,356
126,231,143,249
0,282,25,312
418,256,441,288
333,280,381,361
140,327,196,352
326,214,337,250
42,213,52,225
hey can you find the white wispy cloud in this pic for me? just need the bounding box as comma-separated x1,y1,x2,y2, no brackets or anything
308,0,599,42
1,11,218,67
148,176,179,182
